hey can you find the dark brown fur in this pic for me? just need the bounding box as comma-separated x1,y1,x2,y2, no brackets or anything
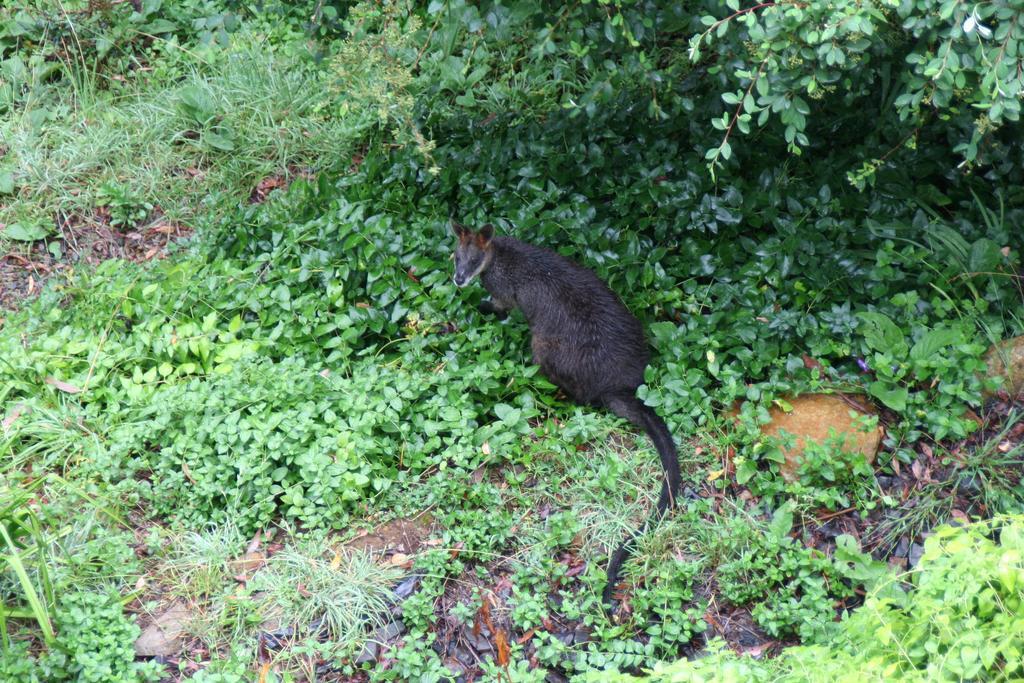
451,221,682,606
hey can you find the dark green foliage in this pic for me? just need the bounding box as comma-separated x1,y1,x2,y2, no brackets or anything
715,507,888,641
99,351,535,531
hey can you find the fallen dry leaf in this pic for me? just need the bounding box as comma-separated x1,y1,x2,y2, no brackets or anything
740,642,773,658
495,629,510,667
517,629,535,645
389,552,411,567
246,531,263,554
964,408,983,427
911,458,925,481
475,595,492,637
232,551,265,575
45,377,82,394
565,561,586,578
802,355,823,372
2,405,26,430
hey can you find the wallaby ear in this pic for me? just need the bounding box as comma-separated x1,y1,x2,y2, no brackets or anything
478,223,494,245
450,220,468,238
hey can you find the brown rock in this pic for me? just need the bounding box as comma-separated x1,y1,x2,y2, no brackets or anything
983,336,1024,398
730,394,882,482
134,601,192,657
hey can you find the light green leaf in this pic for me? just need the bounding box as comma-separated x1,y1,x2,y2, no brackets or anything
858,312,907,356
869,381,908,411
3,222,49,242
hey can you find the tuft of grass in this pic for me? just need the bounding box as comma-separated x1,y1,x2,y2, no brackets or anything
156,522,246,600
0,479,56,649
548,432,703,560
0,403,100,475
1,32,366,249
956,409,1024,513
250,541,403,654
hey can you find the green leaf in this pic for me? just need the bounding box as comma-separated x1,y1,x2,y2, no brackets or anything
768,501,794,541
969,238,1002,274
0,170,14,194
735,459,757,485
858,312,907,356
869,381,908,411
3,222,49,242
138,19,178,33
910,327,960,362
203,131,235,151
493,403,521,424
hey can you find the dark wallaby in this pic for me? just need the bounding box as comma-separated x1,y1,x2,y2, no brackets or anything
450,220,682,606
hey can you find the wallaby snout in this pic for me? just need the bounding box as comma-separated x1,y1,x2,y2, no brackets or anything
451,220,495,288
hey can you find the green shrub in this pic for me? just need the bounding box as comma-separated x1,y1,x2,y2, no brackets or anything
629,560,707,657
716,517,855,641
105,357,385,531
750,424,879,511
1,590,163,683
594,515,1024,682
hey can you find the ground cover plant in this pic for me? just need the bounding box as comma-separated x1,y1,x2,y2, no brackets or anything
2,0,1023,681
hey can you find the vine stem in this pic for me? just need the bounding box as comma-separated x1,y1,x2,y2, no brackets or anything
716,57,770,159
701,2,777,40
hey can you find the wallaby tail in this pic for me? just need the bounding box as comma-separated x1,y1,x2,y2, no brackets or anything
601,394,681,607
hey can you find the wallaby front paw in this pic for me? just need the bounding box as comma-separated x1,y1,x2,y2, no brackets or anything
478,300,508,320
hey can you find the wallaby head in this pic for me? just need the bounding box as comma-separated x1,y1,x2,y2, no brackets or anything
451,221,495,288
